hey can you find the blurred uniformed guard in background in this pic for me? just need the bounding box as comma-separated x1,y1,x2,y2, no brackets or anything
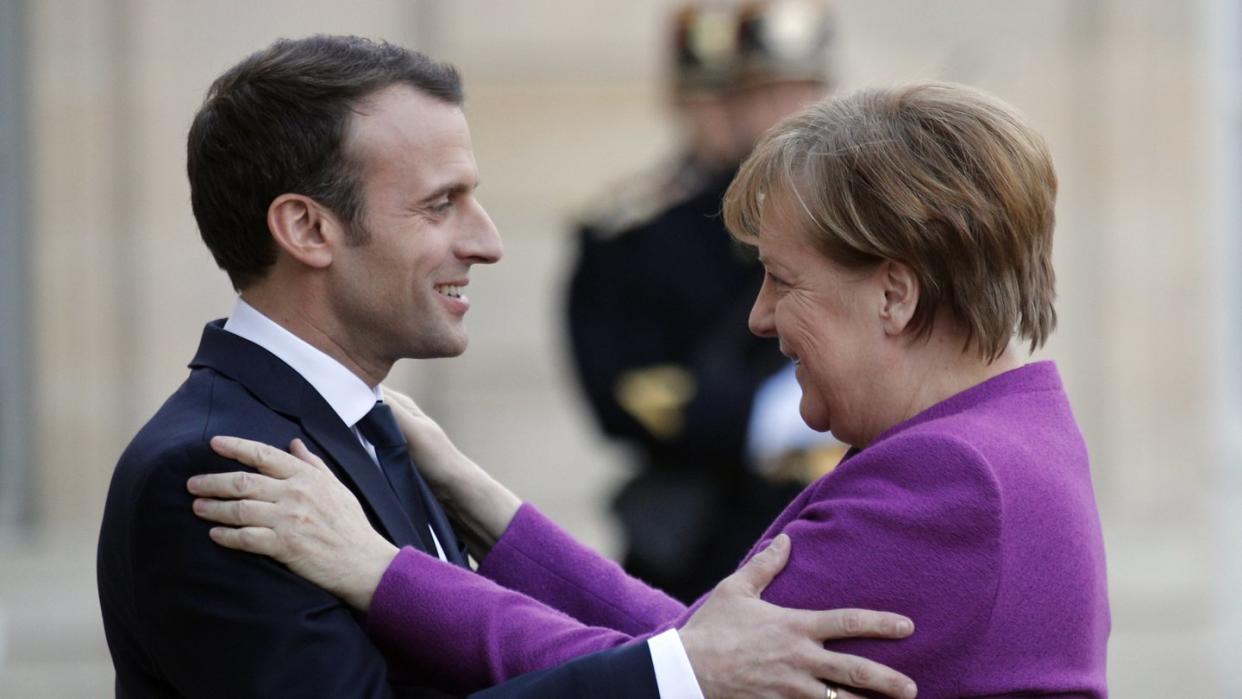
566,0,844,602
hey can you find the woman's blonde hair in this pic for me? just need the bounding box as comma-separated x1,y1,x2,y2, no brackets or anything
723,82,1057,360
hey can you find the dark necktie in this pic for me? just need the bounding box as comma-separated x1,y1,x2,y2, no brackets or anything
355,401,442,555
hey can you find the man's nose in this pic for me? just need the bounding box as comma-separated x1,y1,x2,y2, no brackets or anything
461,200,503,264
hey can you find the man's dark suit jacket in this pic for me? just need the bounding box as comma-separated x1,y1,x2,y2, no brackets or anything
97,321,660,698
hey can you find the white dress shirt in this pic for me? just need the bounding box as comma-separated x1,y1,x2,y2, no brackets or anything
223,297,703,698
222,298,447,561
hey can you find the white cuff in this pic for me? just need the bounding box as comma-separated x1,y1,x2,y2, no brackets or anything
648,628,706,699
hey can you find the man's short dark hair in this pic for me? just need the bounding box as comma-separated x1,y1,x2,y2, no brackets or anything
187,35,463,290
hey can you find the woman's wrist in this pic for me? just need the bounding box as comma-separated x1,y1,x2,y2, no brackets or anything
439,462,521,556
343,537,400,613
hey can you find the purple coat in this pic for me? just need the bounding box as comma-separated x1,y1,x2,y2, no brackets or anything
367,362,1110,697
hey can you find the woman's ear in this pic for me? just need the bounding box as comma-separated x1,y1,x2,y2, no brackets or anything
878,260,919,335
266,194,342,270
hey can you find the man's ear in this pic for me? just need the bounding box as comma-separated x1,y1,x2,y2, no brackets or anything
266,194,340,270
878,260,919,336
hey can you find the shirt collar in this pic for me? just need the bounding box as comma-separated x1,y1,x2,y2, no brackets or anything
222,297,381,428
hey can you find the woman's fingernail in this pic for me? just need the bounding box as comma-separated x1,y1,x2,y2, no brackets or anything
898,619,913,635
903,682,918,698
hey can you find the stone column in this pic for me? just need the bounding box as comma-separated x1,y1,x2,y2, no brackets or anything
0,0,33,531
1203,0,1242,691
28,0,135,530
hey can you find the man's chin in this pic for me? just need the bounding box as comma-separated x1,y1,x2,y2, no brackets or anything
445,330,469,356
406,335,469,360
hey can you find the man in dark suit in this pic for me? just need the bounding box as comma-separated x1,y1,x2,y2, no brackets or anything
96,34,660,698
97,35,907,699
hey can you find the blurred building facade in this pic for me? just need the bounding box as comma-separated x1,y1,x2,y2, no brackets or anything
0,0,1238,696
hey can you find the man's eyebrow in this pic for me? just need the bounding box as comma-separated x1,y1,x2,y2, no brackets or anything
418,179,479,204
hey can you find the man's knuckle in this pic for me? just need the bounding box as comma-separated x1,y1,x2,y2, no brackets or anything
843,610,863,634
794,645,821,671
817,651,845,678
848,659,874,686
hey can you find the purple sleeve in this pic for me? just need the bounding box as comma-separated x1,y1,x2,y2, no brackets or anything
365,546,644,695
476,504,687,634
728,432,1005,687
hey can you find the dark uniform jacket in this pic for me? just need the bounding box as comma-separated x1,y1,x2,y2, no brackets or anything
567,162,800,601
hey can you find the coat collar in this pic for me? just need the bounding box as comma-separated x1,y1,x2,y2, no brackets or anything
190,320,424,549
222,297,379,428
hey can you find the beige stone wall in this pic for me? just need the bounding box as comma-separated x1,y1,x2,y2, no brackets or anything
3,0,1237,695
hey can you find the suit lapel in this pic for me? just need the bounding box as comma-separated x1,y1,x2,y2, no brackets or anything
410,463,469,566
190,321,423,550
294,400,424,550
